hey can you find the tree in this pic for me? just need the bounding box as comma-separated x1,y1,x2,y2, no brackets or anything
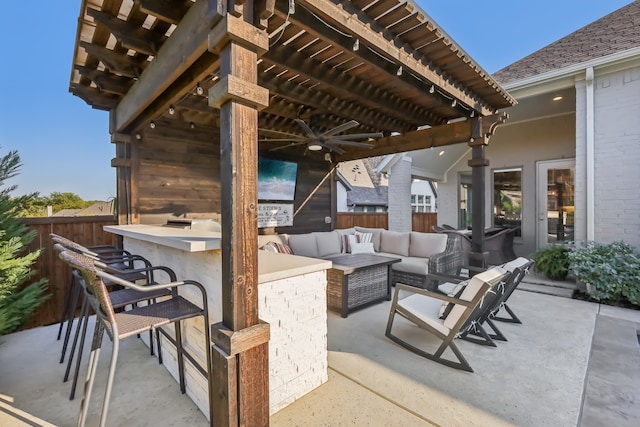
19,191,95,217
0,147,48,336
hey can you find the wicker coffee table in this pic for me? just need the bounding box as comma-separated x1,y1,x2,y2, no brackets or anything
326,254,401,318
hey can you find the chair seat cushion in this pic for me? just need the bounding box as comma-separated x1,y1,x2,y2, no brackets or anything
396,294,449,336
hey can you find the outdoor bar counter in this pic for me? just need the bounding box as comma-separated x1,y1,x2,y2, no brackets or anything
104,224,330,417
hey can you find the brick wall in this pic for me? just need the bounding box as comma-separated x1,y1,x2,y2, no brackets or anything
592,66,640,245
388,155,412,232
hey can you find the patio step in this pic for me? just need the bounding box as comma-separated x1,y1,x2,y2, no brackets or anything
518,273,578,298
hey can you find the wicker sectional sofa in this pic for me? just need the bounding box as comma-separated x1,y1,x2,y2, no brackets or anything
258,226,461,288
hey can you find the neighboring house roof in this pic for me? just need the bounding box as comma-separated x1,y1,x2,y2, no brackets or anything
52,201,114,217
52,209,82,217
494,1,640,84
347,186,388,207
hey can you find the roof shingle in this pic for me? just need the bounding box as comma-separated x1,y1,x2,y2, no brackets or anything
494,1,640,84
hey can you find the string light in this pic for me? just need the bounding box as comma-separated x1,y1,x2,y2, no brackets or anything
396,66,403,76
429,85,435,94
352,38,359,51
190,122,196,129
451,99,457,107
196,83,204,95
150,121,156,129
168,105,175,115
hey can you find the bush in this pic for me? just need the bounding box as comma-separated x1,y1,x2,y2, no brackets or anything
0,148,49,336
532,244,571,280
568,241,640,306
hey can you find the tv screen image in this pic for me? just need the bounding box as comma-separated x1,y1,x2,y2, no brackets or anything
258,158,298,201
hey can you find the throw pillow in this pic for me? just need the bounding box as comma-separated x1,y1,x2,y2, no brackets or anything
262,241,294,255
438,283,466,319
343,234,359,253
354,231,373,243
350,242,375,254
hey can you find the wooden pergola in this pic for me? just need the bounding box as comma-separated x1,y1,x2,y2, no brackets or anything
69,0,515,424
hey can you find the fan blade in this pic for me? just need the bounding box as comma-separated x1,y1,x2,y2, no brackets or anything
316,142,345,154
328,132,383,140
329,139,374,148
294,119,317,138
320,120,359,137
258,128,306,140
259,138,307,143
268,141,308,151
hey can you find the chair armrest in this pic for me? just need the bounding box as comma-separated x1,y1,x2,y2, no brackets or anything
394,283,474,307
96,270,209,312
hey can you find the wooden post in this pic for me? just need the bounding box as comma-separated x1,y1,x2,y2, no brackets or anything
207,2,271,426
467,117,489,269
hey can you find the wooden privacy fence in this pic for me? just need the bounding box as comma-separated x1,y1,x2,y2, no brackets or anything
336,212,438,233
21,216,118,330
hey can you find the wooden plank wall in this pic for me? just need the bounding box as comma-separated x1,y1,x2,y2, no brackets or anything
272,157,334,234
19,216,118,330
336,212,438,233
135,124,221,224
133,125,334,232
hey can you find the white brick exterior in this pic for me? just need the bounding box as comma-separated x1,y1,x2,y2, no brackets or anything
388,155,412,231
575,66,640,245
123,238,328,419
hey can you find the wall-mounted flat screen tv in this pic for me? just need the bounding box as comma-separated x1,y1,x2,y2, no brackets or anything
258,158,298,201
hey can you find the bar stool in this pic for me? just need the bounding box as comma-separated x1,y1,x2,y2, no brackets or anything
52,241,173,400
51,233,151,365
58,249,213,427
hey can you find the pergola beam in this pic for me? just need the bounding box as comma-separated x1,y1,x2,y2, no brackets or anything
335,119,474,162
111,0,212,133
283,0,496,117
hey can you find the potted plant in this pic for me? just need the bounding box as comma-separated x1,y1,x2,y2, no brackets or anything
532,244,570,280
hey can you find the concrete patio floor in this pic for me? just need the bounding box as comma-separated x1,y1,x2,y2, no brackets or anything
1,289,638,426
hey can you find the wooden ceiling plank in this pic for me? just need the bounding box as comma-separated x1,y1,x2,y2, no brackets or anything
264,44,436,126
135,0,191,25
75,66,135,95
112,0,213,133
258,70,410,131
289,0,499,115
335,119,474,162
80,41,146,78
87,7,165,56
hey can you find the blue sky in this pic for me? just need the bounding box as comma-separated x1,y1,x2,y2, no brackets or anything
0,0,633,201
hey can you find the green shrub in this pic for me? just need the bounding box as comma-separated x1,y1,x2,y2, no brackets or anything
532,245,570,280
568,241,640,306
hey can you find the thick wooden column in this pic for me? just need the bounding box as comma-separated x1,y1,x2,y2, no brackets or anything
467,117,490,269
207,3,271,426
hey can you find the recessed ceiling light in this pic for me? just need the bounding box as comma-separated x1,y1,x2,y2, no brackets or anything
553,96,563,101
438,150,445,156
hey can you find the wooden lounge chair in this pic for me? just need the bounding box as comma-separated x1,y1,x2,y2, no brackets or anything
385,267,507,372
438,257,534,346
489,257,534,325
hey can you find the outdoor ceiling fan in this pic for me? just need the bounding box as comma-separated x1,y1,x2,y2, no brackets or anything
260,119,382,155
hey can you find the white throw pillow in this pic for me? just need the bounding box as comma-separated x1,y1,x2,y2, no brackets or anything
350,242,375,254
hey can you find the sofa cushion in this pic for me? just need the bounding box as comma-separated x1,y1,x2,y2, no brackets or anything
354,227,383,252
391,256,429,275
314,231,342,257
380,230,410,257
409,232,447,258
351,242,375,254
354,231,373,243
343,234,359,253
287,233,319,258
258,234,285,248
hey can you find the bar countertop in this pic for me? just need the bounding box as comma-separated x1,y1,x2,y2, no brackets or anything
104,224,332,283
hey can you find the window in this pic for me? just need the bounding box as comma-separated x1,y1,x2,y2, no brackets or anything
493,168,522,236
411,194,432,213
458,173,472,229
